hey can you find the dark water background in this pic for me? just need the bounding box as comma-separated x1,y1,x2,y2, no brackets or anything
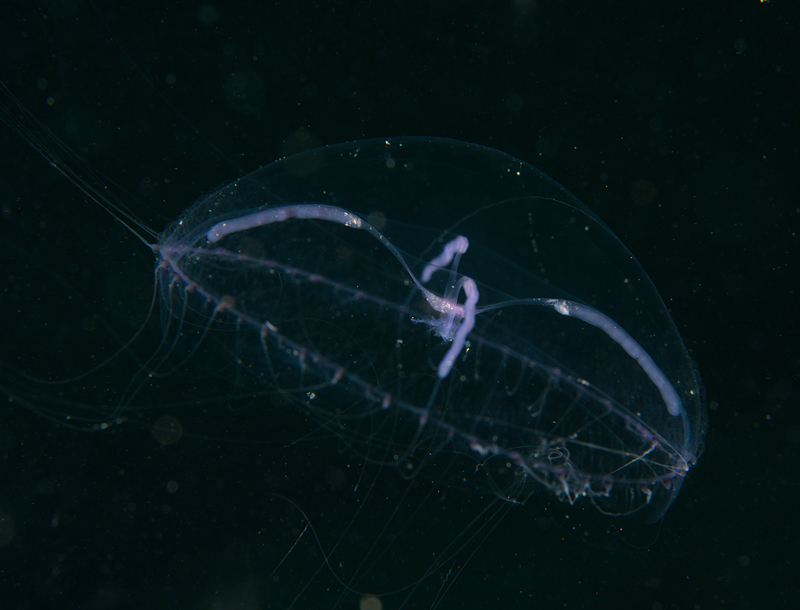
0,1,796,609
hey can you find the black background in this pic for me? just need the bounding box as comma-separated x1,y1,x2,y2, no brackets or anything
1,1,797,609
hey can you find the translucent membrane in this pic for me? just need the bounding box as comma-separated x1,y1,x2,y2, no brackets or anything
156,137,704,521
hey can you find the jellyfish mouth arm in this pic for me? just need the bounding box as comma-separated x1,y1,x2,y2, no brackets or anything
548,299,684,418
418,236,480,379
423,277,479,378
421,235,469,283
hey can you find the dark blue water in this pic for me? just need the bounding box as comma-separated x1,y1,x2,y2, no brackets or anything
2,1,795,607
